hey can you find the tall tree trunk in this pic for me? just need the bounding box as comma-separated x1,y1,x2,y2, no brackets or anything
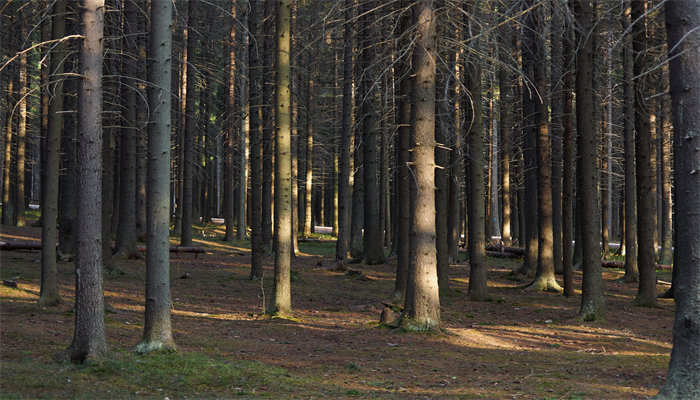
632,0,657,307
237,2,249,241
1,76,14,226
359,0,384,265
180,0,197,247
223,1,236,242
621,3,639,283
574,0,605,321
550,1,564,274
335,0,353,269
136,0,176,353
525,0,560,292
39,0,66,307
498,32,512,247
271,0,292,316
656,2,700,396
261,2,274,251
61,0,108,362
400,0,440,331
435,63,449,291
15,13,27,227
248,3,264,280
114,0,140,259
303,80,314,237
658,64,673,266
562,14,575,298
447,42,462,263
392,0,411,301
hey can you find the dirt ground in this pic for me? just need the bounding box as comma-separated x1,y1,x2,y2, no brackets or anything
0,222,674,399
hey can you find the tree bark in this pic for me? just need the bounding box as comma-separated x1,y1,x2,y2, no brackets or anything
61,0,108,362
237,2,249,241
180,0,197,247
574,0,605,321
400,0,440,331
550,1,564,274
303,79,314,237
223,1,237,242
14,13,27,227
135,0,176,353
562,14,575,298
270,0,292,316
39,0,66,307
335,0,353,269
261,2,274,252
632,0,657,307
655,1,700,396
621,3,639,283
248,3,264,280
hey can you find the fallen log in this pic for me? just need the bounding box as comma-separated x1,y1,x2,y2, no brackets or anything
601,259,672,271
298,237,336,243
485,243,526,255
0,241,205,257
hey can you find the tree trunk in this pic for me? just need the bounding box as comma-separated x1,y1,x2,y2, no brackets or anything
180,0,197,247
135,0,176,353
435,64,449,291
464,10,488,300
39,0,66,307
574,0,605,321
621,4,639,283
359,0,384,266
237,2,249,241
524,0,560,292
223,1,237,242
113,0,141,259
248,3,264,280
392,0,411,302
303,79,314,237
14,14,27,227
655,2,700,396
498,31,512,247
1,75,13,226
632,0,657,307
562,14,575,298
335,0,353,269
550,2,564,274
657,64,673,266
61,0,108,362
271,0,292,316
261,2,274,251
400,0,440,331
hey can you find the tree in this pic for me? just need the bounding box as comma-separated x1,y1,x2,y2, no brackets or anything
135,0,176,353
113,0,141,259
223,1,236,242
655,1,700,397
358,0,385,266
621,3,639,283
399,0,440,332
60,0,108,362
573,0,605,321
270,0,292,316
180,0,197,247
465,3,488,301
632,0,657,307
335,0,353,270
38,0,66,307
523,0,561,292
248,2,264,280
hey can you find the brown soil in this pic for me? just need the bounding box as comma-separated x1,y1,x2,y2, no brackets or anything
1,223,674,399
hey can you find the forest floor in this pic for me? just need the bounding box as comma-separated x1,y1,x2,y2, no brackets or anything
0,219,674,399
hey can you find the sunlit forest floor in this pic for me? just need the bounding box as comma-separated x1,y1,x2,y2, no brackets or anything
1,218,674,399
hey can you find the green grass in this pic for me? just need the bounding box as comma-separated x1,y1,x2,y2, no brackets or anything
1,350,308,399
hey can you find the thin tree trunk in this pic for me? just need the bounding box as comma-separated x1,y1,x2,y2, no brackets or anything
180,0,196,247
38,0,66,307
15,14,27,227
550,1,564,274
248,3,264,280
237,2,249,240
562,14,575,298
632,0,657,307
261,2,274,251
303,79,314,237
223,1,236,242
658,65,673,265
335,0,352,267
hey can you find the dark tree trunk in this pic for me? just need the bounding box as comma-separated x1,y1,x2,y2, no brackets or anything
632,0,657,307
114,0,141,259
574,0,605,321
223,2,236,242
335,0,353,269
237,3,249,241
14,11,27,227
261,2,274,251
359,0,384,266
39,0,66,307
180,0,197,247
562,14,575,298
61,0,108,362
655,1,700,396
550,1,564,275
136,0,176,353
248,3,264,280
621,4,639,283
